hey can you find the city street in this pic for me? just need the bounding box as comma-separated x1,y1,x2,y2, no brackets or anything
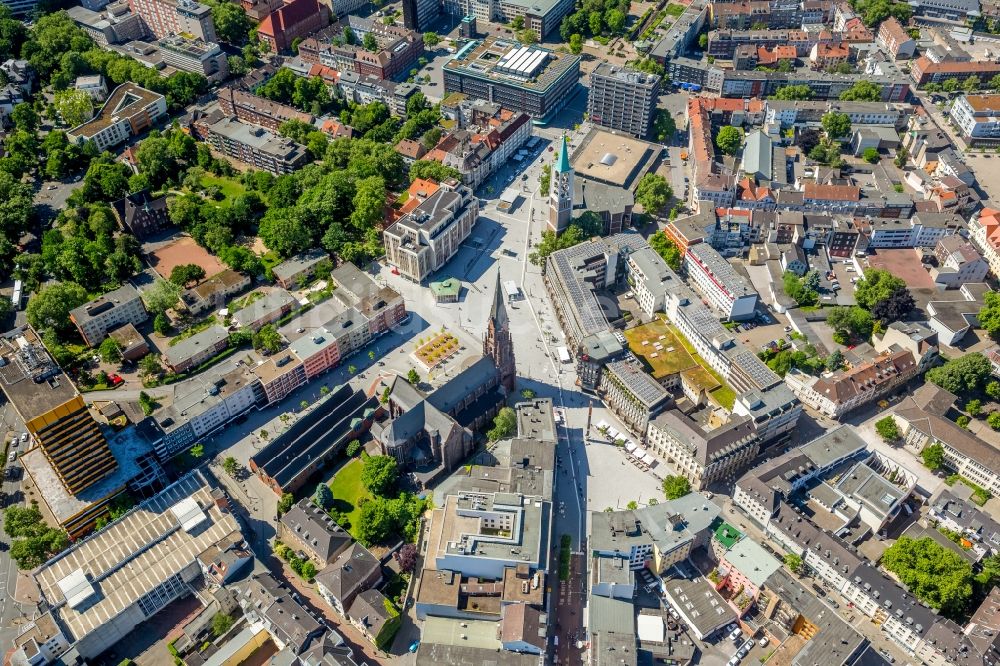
0,399,35,652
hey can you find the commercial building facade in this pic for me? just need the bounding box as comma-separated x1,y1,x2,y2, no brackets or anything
383,179,479,283
157,34,228,82
685,242,758,320
443,37,581,120
587,63,661,138
950,94,1000,146
127,0,216,41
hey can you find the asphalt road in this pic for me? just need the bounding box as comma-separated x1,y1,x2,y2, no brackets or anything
0,399,35,650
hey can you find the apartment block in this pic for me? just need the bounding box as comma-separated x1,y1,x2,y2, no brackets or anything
181,269,251,315
231,289,297,331
162,324,229,373
68,82,166,152
784,349,917,419
128,0,216,41
383,179,478,283
685,242,759,320
587,63,661,138
298,17,424,81
931,235,989,288
205,117,309,174
910,56,1000,85
252,351,308,404
278,498,352,565
625,247,683,317
271,249,329,289
950,94,1000,146
443,0,573,37
70,284,148,347
157,34,228,82
153,366,264,458
876,17,915,59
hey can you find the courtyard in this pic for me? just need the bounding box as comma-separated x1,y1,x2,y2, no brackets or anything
327,456,372,540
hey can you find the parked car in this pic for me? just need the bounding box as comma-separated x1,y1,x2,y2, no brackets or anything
409,641,420,653
20,432,27,442
8,451,15,462
758,637,769,648
730,628,742,642
109,374,124,387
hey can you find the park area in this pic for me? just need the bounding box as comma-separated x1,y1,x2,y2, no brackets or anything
623,319,736,409
328,457,373,540
415,332,460,369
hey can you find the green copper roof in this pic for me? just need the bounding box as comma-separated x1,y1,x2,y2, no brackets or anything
555,134,572,173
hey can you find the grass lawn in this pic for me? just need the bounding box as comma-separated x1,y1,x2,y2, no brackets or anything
624,320,698,380
261,251,282,272
200,174,248,203
664,3,685,16
664,320,737,410
329,457,373,539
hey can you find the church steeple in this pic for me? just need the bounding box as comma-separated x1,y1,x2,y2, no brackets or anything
548,134,574,234
484,270,516,393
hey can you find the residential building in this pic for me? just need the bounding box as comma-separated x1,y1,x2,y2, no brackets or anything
599,360,672,438
872,321,939,373
273,249,330,289
910,56,1000,85
401,0,439,31
298,18,424,81
950,94,1000,146
646,409,757,490
238,573,326,653
590,492,720,574
280,499,353,566
895,385,1000,502
970,207,1000,277
0,327,116,497
928,490,1000,558
347,588,397,648
231,289,297,331
685,243,759,320
765,100,906,128
153,366,264,458
587,63,661,138
127,0,216,41
75,74,108,100
424,99,532,189
257,0,330,53
251,385,380,494
157,34,227,81
251,350,306,404
876,17,915,59
315,543,383,616
181,269,251,315
26,470,242,660
218,88,313,133
162,325,229,373
108,323,149,362
330,263,407,333
67,82,166,152
111,190,170,240
443,37,581,120
383,178,479,283
809,41,850,70
860,212,963,249
932,235,989,288
911,0,980,22
784,349,917,419
205,117,309,174
926,282,992,345
69,284,148,347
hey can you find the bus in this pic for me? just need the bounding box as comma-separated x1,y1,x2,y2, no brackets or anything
11,280,22,311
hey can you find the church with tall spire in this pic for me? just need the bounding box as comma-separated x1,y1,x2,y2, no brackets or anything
484,269,517,393
548,134,574,233
375,271,517,487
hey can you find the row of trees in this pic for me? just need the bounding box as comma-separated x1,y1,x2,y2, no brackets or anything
772,80,882,102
